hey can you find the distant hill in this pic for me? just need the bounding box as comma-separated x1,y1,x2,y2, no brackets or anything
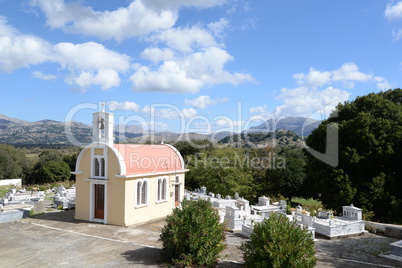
248,116,321,137
0,114,215,146
0,114,321,147
0,118,92,145
219,129,304,148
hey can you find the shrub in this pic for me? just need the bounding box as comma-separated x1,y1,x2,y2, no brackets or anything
240,213,316,268
160,199,226,267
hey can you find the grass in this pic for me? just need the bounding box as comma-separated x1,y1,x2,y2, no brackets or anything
291,197,323,216
29,209,44,217
0,185,13,198
292,197,322,206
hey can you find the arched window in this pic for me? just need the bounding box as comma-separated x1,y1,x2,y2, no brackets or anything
98,117,105,138
137,181,142,205
161,178,166,200
136,180,148,207
142,181,147,204
94,158,100,177
100,158,105,177
157,179,161,201
157,178,167,202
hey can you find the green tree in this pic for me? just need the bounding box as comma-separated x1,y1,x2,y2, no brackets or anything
240,213,316,268
160,199,226,267
34,160,71,184
29,150,71,184
185,147,254,199
63,153,78,180
0,144,29,180
264,148,306,200
306,88,402,222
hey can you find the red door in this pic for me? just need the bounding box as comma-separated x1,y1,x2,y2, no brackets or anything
94,184,104,219
174,185,180,207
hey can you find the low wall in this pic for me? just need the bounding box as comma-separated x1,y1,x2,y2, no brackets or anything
0,208,30,223
0,179,22,187
365,221,402,239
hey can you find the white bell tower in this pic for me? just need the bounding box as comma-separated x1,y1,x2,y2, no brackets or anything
92,103,114,146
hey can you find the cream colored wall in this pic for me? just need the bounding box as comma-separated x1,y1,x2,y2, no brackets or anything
106,146,126,226
75,148,91,221
123,172,185,226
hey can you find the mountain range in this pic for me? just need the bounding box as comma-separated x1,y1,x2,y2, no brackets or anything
248,117,321,137
0,113,321,146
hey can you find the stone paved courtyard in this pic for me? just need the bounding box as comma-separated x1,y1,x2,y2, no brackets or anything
0,208,401,267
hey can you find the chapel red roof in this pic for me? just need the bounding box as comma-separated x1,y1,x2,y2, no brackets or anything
113,144,185,176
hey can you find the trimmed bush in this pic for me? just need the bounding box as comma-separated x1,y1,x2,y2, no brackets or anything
160,199,226,267
240,213,316,268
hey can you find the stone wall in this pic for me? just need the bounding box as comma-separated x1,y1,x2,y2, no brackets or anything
365,221,402,239
0,208,30,223
0,179,22,187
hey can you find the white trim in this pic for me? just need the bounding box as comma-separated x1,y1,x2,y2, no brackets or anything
89,180,108,224
116,169,189,179
163,144,186,170
74,142,125,175
70,171,83,175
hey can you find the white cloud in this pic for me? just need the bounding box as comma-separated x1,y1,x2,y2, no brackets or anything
30,0,177,41
208,18,230,38
131,62,203,93
131,47,253,93
385,1,402,21
392,28,402,40
32,71,56,80
214,118,243,128
185,95,228,109
331,62,371,82
140,105,197,120
108,101,141,111
141,47,175,63
275,86,351,117
240,17,257,31
249,105,272,119
143,0,226,11
293,68,331,88
0,17,52,72
54,42,130,72
53,42,130,90
0,17,131,90
182,108,198,118
374,76,392,91
65,69,120,90
2,2,253,93
294,62,388,91
150,26,220,53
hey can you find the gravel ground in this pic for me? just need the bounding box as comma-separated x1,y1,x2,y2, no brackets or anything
315,234,401,267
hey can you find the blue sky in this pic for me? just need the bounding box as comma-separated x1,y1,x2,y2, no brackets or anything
1,0,402,133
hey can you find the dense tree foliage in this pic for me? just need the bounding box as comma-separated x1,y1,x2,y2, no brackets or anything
264,148,307,200
240,213,316,268
160,199,226,267
185,147,255,199
306,88,402,223
0,145,30,180
181,140,308,202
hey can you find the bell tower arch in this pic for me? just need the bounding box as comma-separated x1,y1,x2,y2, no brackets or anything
92,103,114,146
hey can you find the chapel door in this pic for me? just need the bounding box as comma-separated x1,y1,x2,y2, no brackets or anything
174,185,180,207
94,184,105,219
